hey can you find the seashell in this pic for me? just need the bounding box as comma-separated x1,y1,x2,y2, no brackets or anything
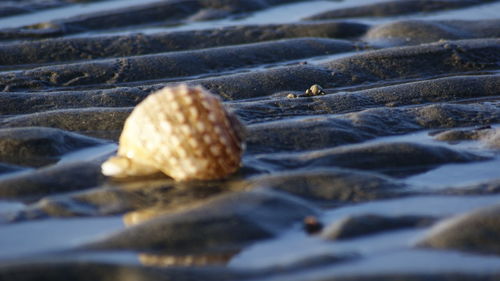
304,84,325,96
101,84,245,181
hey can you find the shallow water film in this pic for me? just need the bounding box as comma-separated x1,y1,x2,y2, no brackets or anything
0,0,500,280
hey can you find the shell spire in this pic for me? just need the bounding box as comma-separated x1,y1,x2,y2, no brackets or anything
101,84,245,181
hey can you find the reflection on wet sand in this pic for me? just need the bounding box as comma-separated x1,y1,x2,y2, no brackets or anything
139,251,240,267
119,176,248,226
117,176,249,266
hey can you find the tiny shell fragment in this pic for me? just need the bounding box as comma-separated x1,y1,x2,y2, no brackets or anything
101,84,245,181
304,84,325,96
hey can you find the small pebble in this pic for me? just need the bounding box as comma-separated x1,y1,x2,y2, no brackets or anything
303,216,323,234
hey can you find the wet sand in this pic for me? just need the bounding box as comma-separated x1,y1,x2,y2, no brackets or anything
0,0,499,280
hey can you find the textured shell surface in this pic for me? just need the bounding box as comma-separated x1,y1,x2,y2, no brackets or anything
101,84,245,181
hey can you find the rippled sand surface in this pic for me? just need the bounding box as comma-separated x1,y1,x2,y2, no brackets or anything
0,0,500,280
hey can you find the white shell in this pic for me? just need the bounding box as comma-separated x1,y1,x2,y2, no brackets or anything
102,84,245,181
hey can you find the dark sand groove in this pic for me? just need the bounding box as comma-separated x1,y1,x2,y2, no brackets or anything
0,0,314,40
0,0,500,279
0,21,368,68
0,0,106,18
0,38,357,91
304,0,500,20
